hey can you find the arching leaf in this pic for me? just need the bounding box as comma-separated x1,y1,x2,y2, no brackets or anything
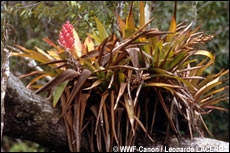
53,80,68,107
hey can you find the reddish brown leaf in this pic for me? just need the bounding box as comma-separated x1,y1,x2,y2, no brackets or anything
35,69,80,94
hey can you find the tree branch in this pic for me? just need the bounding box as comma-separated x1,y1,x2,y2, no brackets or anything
3,73,69,151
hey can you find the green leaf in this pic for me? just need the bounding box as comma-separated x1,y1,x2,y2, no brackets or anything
144,82,181,94
194,50,214,62
53,80,68,107
194,76,221,100
94,16,109,41
150,68,195,90
152,40,163,67
166,50,187,71
197,69,228,89
15,45,51,64
144,82,181,89
125,3,136,38
88,32,101,45
80,58,96,72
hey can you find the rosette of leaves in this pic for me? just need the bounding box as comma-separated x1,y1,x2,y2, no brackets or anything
12,2,229,152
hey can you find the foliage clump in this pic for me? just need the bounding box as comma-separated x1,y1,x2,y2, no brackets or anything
11,2,229,152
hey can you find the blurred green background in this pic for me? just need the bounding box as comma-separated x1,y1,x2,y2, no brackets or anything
1,1,229,151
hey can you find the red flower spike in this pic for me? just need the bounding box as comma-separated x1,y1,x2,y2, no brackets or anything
59,21,75,49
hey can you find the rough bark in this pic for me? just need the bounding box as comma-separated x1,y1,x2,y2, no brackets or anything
3,73,69,151
3,73,229,152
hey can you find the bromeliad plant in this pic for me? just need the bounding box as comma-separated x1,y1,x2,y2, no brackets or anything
12,2,229,152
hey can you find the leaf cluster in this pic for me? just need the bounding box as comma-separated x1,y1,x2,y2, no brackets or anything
11,2,229,151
